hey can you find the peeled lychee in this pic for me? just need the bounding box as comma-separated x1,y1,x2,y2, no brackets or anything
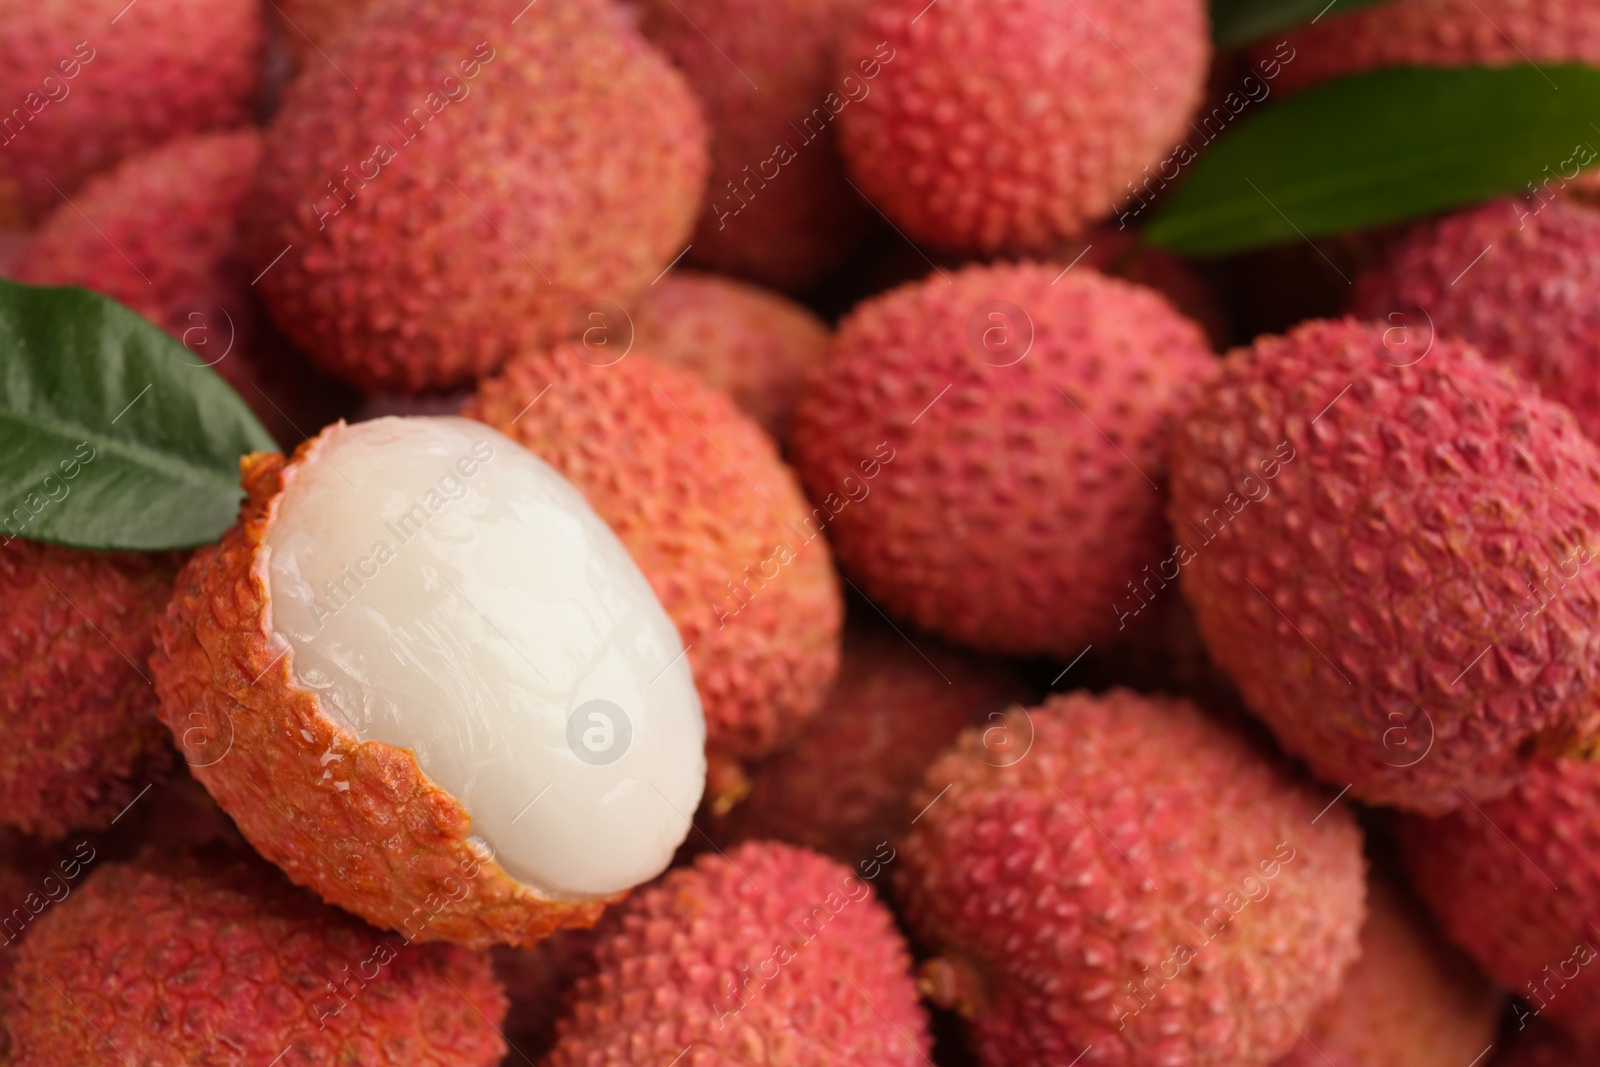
0,539,180,838
1263,0,1600,95
640,0,872,291
0,0,263,226
151,416,706,946
900,690,1366,1067
249,0,708,393
1271,873,1502,1067
467,346,844,796
1395,755,1600,1048
631,270,832,444
4,849,508,1065
1350,197,1600,441
713,619,1030,865
790,261,1213,658
1169,318,1600,814
544,839,931,1066
837,0,1210,252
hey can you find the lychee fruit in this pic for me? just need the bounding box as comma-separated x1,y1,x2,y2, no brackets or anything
1350,196,1600,442
1491,1018,1594,1067
631,270,832,444
789,261,1214,659
1261,0,1600,95
543,839,931,1067
150,416,706,946
0,538,181,838
0,0,263,226
639,0,872,291
1394,755,1600,1048
899,689,1367,1067
3,848,509,1065
836,0,1211,253
466,345,844,801
490,928,599,1061
1271,873,1502,1067
1070,225,1230,349
9,129,349,448
272,0,376,66
248,0,708,393
712,618,1030,865
1169,318,1600,814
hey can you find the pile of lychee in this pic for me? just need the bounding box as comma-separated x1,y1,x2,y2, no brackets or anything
4,0,1600,1064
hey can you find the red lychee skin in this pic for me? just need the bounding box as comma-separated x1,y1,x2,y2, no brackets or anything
899,691,1367,1067
544,840,931,1067
711,620,1031,865
150,443,611,948
248,0,708,393
1270,875,1502,1067
1170,318,1600,814
790,262,1214,659
1070,226,1229,350
272,0,376,64
0,539,181,838
631,270,832,444
1394,756,1600,1049
0,0,262,226
1350,197,1600,443
4,850,508,1065
639,0,872,291
1260,0,1600,95
836,0,1210,253
465,347,844,782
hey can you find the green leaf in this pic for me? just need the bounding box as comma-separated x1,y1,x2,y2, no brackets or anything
0,279,277,551
1211,0,1393,49
1145,65,1600,256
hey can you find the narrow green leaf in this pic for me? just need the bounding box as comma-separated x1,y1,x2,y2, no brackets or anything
1211,0,1393,49
0,279,278,551
1145,65,1600,257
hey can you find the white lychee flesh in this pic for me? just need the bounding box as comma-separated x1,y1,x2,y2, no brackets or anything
264,416,705,899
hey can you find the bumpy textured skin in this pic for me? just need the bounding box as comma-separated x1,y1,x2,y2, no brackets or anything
640,0,872,291
1262,0,1600,94
4,851,508,1065
0,0,262,226
466,347,843,771
713,621,1030,864
1071,226,1229,349
790,262,1214,658
837,0,1210,253
1395,756,1600,1048
899,691,1367,1067
545,840,930,1066
150,443,611,948
273,0,376,63
1271,875,1502,1067
1171,319,1600,813
0,540,180,838
632,271,832,444
249,0,708,392
1351,198,1600,442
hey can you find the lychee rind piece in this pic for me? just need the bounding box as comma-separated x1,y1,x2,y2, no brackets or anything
466,346,844,773
837,0,1211,253
1170,318,1600,814
639,0,872,291
1350,197,1600,442
150,445,611,948
0,539,181,838
899,690,1367,1067
544,840,931,1067
1394,756,1600,1048
713,620,1030,865
4,850,508,1065
631,270,832,444
249,0,709,393
790,261,1214,658
272,0,376,64
0,0,263,226
1271,874,1502,1067
1261,0,1600,95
